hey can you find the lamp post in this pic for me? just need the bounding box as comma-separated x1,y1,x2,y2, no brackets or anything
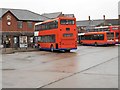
3,35,6,52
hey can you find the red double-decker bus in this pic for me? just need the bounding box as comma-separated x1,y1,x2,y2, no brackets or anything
94,26,120,44
79,31,115,46
34,17,77,52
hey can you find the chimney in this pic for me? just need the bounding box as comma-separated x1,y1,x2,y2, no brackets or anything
103,15,106,26
103,15,105,20
88,16,91,21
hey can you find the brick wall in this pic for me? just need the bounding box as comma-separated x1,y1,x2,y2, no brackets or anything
2,11,36,32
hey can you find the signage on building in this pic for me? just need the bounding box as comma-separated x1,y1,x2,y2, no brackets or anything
7,15,11,26
34,31,39,36
7,15,11,21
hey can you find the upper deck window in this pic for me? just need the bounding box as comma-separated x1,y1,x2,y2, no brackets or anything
60,19,75,25
35,20,58,31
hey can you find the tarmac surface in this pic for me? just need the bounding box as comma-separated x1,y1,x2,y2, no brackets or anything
2,45,119,88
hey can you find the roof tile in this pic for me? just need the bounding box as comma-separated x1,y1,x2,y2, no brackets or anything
0,8,48,21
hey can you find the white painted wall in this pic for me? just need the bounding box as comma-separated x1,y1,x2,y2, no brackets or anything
118,1,120,15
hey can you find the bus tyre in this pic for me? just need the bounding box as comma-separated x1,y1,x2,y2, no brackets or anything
50,45,54,52
94,43,98,47
80,42,83,45
65,50,70,52
38,45,41,50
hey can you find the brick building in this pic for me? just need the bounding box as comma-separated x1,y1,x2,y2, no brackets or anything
0,8,48,48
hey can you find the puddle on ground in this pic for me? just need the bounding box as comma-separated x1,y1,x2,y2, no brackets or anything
2,68,15,71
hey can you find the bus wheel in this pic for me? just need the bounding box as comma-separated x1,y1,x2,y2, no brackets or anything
38,45,41,50
50,45,54,52
80,42,83,45
65,50,70,52
94,42,98,47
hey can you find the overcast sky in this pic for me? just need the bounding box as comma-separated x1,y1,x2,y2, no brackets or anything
1,0,120,20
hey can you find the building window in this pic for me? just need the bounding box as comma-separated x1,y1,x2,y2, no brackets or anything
27,22,33,28
18,21,23,28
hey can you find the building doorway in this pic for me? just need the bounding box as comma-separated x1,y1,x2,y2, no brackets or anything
19,36,28,48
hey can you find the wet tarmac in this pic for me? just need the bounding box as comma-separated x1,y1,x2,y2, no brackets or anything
2,45,119,88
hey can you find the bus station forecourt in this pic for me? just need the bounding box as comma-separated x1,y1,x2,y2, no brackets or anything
2,17,119,88
2,45,118,88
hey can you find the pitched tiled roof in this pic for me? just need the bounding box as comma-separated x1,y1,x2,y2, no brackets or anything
0,8,48,21
41,12,62,19
77,20,104,26
77,19,119,26
106,19,118,25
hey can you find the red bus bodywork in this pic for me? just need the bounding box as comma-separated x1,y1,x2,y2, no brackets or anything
79,32,115,46
109,26,120,44
94,26,120,44
34,17,77,51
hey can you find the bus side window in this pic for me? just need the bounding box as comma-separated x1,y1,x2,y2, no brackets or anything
116,32,119,38
54,20,58,28
93,34,98,40
85,35,87,40
38,36,41,42
99,34,104,40
86,35,92,40
90,35,93,40
81,35,85,40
